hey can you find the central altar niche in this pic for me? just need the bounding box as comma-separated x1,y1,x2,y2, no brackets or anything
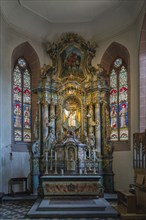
32,33,114,197
63,96,81,132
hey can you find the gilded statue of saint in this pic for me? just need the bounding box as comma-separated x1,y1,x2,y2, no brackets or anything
63,109,80,130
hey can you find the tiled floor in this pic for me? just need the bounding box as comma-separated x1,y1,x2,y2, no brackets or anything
1,200,35,219
0,196,121,219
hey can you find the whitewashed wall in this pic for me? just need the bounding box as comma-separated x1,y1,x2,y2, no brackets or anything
0,4,145,193
0,15,48,193
0,14,3,193
100,26,139,190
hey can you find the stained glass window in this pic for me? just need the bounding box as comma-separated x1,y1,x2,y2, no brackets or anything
110,58,128,142
13,58,31,143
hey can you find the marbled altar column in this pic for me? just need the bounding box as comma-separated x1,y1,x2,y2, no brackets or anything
101,99,107,153
32,141,40,195
56,99,62,140
95,103,101,153
80,102,83,140
38,99,43,156
83,103,87,140
42,102,49,150
38,103,41,141
50,102,56,135
88,104,94,134
39,82,50,146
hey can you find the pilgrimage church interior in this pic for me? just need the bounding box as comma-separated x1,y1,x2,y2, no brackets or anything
0,0,146,219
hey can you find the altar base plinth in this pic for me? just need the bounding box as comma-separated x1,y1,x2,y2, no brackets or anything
27,196,118,218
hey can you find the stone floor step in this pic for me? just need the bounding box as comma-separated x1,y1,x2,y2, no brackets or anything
28,210,118,218
27,198,119,218
38,204,106,211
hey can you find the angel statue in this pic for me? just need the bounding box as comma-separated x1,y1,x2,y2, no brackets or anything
89,132,95,148
45,129,56,151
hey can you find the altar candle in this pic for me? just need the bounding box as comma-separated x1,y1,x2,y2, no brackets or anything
140,143,142,159
84,151,86,160
140,142,142,167
55,152,57,160
93,151,95,161
45,151,48,161
66,150,68,160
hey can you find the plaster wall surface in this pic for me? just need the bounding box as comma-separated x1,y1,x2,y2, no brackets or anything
95,27,138,191
0,15,47,193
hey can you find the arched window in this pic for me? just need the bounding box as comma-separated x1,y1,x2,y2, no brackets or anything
11,42,40,151
109,58,128,142
13,58,32,143
101,42,130,151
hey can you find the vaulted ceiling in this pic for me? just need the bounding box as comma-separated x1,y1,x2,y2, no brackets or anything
0,0,145,42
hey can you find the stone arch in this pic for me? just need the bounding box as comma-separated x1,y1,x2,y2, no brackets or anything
100,42,130,73
12,41,41,89
12,42,41,150
101,42,130,151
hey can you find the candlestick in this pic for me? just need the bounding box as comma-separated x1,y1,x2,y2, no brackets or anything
93,167,96,174
45,152,49,175
54,160,57,174
89,163,91,170
84,167,87,174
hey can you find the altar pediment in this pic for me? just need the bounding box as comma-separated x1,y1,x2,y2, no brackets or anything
46,33,97,83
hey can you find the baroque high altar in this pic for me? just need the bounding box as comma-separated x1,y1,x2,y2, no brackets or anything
32,33,114,197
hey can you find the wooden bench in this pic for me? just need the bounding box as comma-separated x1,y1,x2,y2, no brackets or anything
0,192,4,203
117,190,136,213
8,177,30,196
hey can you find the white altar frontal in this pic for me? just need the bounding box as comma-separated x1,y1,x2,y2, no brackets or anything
41,175,102,196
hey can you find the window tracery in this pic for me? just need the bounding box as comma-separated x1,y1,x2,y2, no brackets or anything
13,58,32,143
110,58,128,142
